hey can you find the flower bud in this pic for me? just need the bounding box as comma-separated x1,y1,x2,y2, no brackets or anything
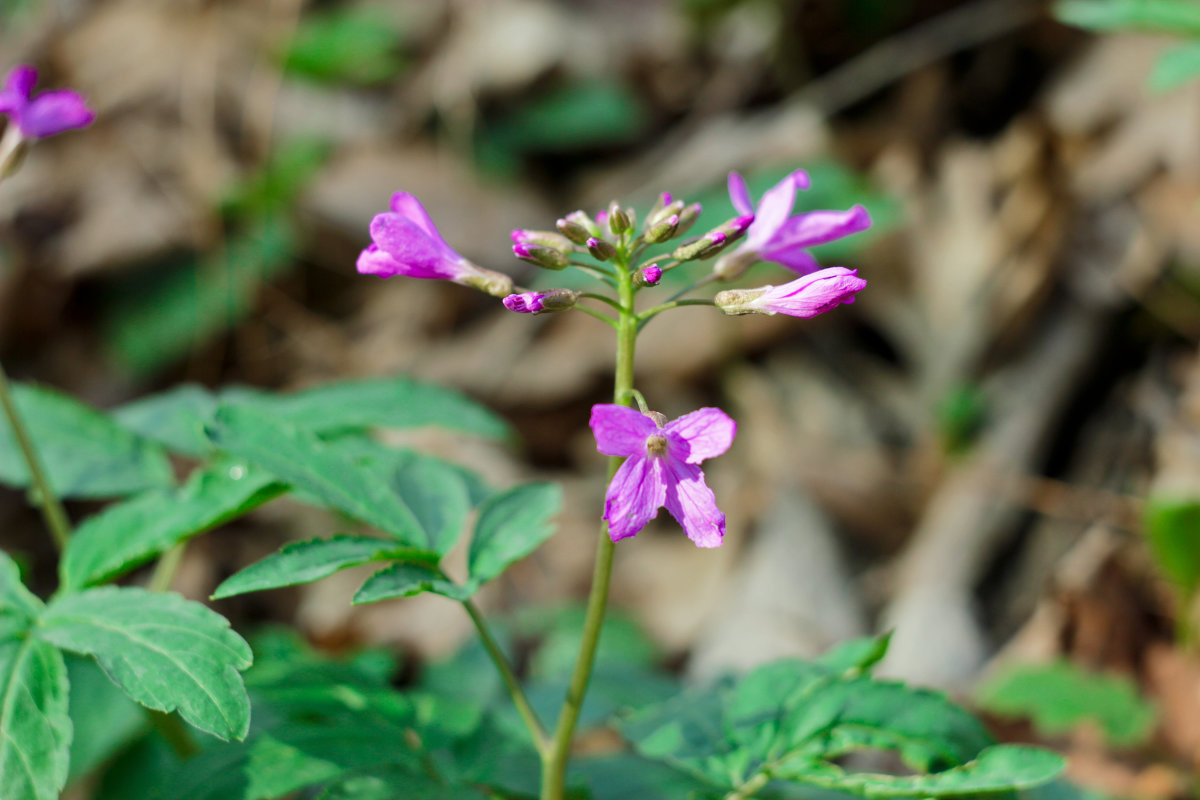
645,198,684,230
714,268,865,317
586,236,618,261
643,214,680,244
712,251,759,282
502,288,581,314
607,201,633,236
513,242,570,270
635,264,663,287
646,192,671,223
674,202,702,237
671,214,752,261
511,229,574,253
555,217,591,245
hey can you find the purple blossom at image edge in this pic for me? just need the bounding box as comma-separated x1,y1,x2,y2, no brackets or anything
0,65,94,139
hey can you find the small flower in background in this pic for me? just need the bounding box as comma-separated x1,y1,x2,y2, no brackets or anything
358,192,513,297
715,169,871,280
0,64,94,140
714,266,866,318
502,289,580,314
590,403,736,548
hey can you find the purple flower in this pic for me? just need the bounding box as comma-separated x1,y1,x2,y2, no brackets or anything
635,263,662,287
590,404,736,548
714,267,866,318
358,192,513,297
716,169,871,279
0,65,94,139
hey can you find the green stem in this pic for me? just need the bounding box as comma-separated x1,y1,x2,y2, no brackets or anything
723,770,772,800
637,298,714,327
148,542,186,593
146,710,201,759
572,304,619,329
0,361,71,552
580,292,623,311
540,257,637,800
463,599,550,755
666,272,718,304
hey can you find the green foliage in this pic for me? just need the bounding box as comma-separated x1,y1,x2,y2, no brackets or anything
212,535,428,600
0,551,44,638
282,8,406,85
37,587,253,741
622,654,1064,798
1143,495,1200,596
1054,0,1200,34
975,660,1157,748
1150,40,1200,90
353,561,473,603
0,382,173,498
468,482,562,586
65,655,145,782
207,404,431,547
0,637,71,800
61,459,284,591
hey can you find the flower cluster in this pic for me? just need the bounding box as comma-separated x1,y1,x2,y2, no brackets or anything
0,65,93,140
357,167,873,547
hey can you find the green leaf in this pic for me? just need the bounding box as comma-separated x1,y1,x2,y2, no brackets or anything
282,8,405,86
113,384,220,456
105,215,295,375
245,377,510,440
243,734,350,800
1144,495,1200,596
316,764,490,800
0,551,43,638
1053,0,1200,34
1151,40,1200,91
0,638,71,800
785,744,1065,798
467,482,561,586
817,632,893,675
974,660,1156,748
207,405,429,547
212,535,426,600
61,459,285,591
222,138,331,220
37,587,253,741
65,655,145,782
0,382,173,498
353,562,472,603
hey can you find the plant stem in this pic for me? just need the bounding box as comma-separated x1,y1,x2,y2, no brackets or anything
637,299,714,328
0,360,72,552
462,598,550,755
723,770,772,800
148,542,187,593
146,710,201,759
540,256,637,800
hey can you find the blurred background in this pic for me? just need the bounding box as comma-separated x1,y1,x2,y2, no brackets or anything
2,0,1200,794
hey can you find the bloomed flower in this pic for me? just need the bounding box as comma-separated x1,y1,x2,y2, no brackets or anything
0,65,94,140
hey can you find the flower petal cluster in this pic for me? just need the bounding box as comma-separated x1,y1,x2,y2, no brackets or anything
0,65,94,139
590,404,736,548
715,267,866,318
358,192,513,297
716,170,871,279
502,289,579,314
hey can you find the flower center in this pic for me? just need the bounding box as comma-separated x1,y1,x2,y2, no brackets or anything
645,434,668,456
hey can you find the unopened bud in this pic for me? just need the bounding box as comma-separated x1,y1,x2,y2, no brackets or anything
635,264,663,287
513,242,569,270
674,202,702,237
502,288,581,314
712,251,759,282
671,214,752,261
555,218,591,245
607,201,633,236
643,214,680,244
586,236,618,261
646,199,684,230
512,229,574,252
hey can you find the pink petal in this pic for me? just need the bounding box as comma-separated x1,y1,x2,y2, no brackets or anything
590,404,657,458
765,205,871,252
762,267,866,317
664,407,736,464
727,171,753,217
663,458,724,548
762,247,820,275
745,170,807,250
356,244,405,277
604,456,667,542
17,90,94,138
5,65,36,101
369,212,463,280
389,192,444,242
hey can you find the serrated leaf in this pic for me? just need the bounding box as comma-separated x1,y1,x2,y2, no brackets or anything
468,482,561,586
207,405,429,547
785,744,1065,798
1144,495,1200,596
1053,0,1200,34
212,535,425,600
0,551,42,638
974,661,1156,748
390,453,472,555
354,562,472,604
0,382,173,498
1151,40,1200,91
113,384,220,456
37,587,253,740
62,459,285,591
0,638,71,800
